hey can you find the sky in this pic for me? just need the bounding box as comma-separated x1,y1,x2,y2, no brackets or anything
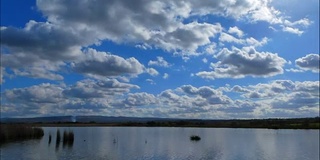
0,0,319,119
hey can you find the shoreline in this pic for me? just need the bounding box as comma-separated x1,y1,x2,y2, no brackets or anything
2,117,319,129
32,124,319,130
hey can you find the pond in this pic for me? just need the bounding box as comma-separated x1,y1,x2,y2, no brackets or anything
1,127,319,160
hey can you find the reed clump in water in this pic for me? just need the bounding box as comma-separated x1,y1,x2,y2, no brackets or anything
48,134,52,144
0,124,44,144
55,129,74,149
56,129,61,148
63,130,74,147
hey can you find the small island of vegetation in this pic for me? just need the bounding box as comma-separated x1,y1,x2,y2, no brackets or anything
190,135,201,141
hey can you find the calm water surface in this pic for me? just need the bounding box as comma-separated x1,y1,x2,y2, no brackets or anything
1,127,319,160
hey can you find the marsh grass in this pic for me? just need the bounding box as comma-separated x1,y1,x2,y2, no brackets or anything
0,124,44,144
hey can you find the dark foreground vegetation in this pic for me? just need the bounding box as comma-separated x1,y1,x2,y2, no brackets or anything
0,124,44,144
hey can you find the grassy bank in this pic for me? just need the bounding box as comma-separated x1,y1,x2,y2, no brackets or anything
0,124,44,144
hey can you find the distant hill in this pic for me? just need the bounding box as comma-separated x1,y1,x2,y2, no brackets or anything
0,115,180,124
0,116,74,123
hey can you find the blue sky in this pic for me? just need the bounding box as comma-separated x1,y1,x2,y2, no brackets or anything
1,0,319,119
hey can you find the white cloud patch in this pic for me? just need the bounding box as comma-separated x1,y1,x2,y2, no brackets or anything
249,3,282,23
63,79,139,99
2,80,319,118
271,91,319,111
146,79,156,85
163,73,169,79
0,20,91,61
119,92,158,108
72,48,145,79
246,37,269,47
178,85,232,105
2,79,140,117
280,18,312,35
286,68,304,73
146,68,159,77
148,56,172,68
228,26,244,38
228,26,244,37
2,53,65,80
229,80,319,109
36,0,224,55
196,47,286,79
283,18,312,27
219,32,244,44
282,26,303,35
157,22,222,54
204,43,217,54
202,58,208,63
34,0,309,58
231,85,250,93
4,83,64,104
295,54,319,72
0,17,144,82
227,80,320,118
219,32,269,47
0,20,91,80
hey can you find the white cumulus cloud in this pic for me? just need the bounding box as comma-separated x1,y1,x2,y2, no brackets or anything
295,54,320,72
196,47,286,79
